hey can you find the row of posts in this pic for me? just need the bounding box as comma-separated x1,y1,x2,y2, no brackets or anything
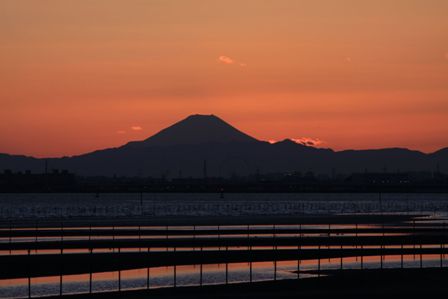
9,222,445,298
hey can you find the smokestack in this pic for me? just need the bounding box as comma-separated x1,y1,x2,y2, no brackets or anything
203,160,207,179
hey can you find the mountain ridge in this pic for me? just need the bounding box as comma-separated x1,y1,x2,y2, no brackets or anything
124,114,259,148
0,114,447,177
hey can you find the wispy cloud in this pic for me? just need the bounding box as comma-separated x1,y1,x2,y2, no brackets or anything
131,126,143,131
218,55,247,67
218,55,235,64
291,137,324,147
116,130,126,134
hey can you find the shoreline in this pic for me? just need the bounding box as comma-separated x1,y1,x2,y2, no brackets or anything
0,213,420,228
36,267,448,298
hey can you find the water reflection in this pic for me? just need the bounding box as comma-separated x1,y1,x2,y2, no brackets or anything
1,214,448,298
1,253,447,299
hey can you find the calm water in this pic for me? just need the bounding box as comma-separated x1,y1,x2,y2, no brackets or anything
1,255,446,298
0,193,447,219
1,192,448,298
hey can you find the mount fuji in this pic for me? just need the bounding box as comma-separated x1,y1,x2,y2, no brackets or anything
0,114,446,177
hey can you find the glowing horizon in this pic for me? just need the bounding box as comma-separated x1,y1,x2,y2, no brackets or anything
1,0,447,157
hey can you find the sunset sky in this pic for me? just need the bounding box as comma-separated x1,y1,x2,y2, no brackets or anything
1,0,448,157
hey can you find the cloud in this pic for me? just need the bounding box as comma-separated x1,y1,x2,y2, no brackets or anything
116,130,126,134
218,55,235,64
218,55,247,67
291,137,324,147
131,126,143,131
267,138,323,147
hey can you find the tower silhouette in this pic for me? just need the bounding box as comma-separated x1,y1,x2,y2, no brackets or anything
203,160,208,179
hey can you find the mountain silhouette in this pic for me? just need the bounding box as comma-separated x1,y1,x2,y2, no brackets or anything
125,114,258,148
0,114,447,177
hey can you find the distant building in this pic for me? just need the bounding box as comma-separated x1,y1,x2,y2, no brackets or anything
0,169,76,192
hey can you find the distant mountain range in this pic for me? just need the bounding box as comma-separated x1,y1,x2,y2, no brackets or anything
1,114,447,177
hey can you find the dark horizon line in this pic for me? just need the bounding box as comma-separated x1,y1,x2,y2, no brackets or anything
0,113,447,159
1,140,447,160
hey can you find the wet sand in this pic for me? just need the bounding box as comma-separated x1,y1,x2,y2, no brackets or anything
2,213,446,279
2,234,448,251
37,267,448,298
3,246,448,279
2,213,446,297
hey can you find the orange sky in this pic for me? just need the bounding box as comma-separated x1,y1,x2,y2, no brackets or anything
1,0,448,157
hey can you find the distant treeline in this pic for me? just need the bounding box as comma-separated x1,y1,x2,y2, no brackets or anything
0,169,447,193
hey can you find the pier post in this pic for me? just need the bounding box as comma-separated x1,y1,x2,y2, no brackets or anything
442,221,446,259
274,259,277,281
112,225,115,253
200,246,203,286
193,225,196,251
34,221,38,254
249,247,253,283
138,225,141,252
9,221,12,255
413,220,416,260
147,247,150,289
318,245,321,277
248,225,252,283
297,224,302,279
225,245,229,284
328,223,331,262
200,265,203,286
174,247,177,287
118,247,121,291
297,224,301,279
340,245,343,270
401,244,404,269
355,223,358,263
28,249,31,299
380,223,384,270
218,225,220,251
273,224,276,250
380,251,383,269
420,244,423,269
273,224,277,281
60,221,63,296
249,258,253,283
35,221,38,243
361,245,364,269
89,248,92,294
